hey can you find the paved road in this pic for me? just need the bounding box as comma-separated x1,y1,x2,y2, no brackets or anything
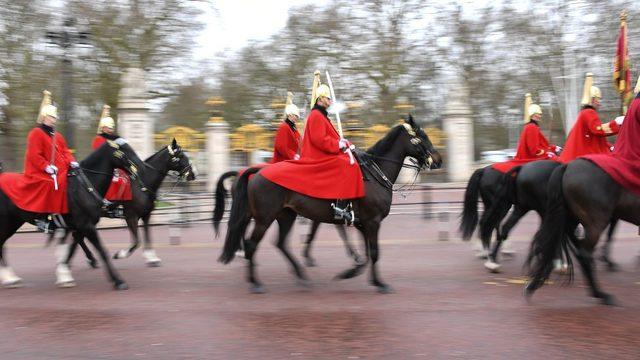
1,213,640,359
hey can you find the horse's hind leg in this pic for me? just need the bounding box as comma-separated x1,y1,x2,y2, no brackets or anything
485,207,527,273
573,223,615,305
0,216,25,288
598,219,619,272
245,222,270,294
302,221,320,267
74,237,99,269
275,210,309,286
84,229,128,290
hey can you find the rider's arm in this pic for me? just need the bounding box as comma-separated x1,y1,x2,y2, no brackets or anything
523,125,547,157
586,111,620,137
274,127,297,160
57,134,77,164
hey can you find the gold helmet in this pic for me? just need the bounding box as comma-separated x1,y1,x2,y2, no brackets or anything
284,91,300,118
96,105,115,134
580,73,601,106
37,90,58,123
635,75,640,95
523,93,542,123
310,70,331,108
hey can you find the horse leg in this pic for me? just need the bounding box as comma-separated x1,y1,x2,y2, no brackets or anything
598,219,619,272
337,224,363,265
114,214,140,260
302,221,320,267
573,225,615,305
244,222,269,294
54,231,77,288
84,229,128,290
141,214,161,267
0,216,25,288
275,210,309,286
476,198,493,259
363,222,391,294
485,207,527,273
75,237,99,269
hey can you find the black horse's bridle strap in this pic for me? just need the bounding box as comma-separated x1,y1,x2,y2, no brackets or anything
71,168,109,206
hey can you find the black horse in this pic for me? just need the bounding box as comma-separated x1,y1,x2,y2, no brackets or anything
525,159,634,305
0,139,141,289
482,160,618,272
65,139,196,268
213,171,363,267
219,116,442,294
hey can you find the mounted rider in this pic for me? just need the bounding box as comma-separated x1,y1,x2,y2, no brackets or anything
492,93,560,173
259,70,365,224
559,73,624,163
91,105,132,203
272,92,302,163
0,90,78,231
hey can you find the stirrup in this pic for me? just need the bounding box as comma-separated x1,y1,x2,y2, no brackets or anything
35,219,54,234
332,204,354,226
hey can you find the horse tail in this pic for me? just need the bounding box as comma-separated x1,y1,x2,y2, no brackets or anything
480,166,521,241
213,170,238,237
459,168,484,241
218,167,260,264
526,164,574,292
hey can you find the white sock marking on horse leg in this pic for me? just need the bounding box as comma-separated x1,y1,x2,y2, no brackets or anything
0,266,22,286
116,249,130,259
55,263,75,287
143,249,161,264
55,243,70,264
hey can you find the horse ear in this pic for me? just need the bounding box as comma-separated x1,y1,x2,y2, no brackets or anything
172,138,177,147
406,114,416,127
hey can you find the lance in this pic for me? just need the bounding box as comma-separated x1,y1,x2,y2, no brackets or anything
325,71,354,164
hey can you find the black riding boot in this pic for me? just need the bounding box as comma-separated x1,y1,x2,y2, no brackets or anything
35,215,56,234
332,199,354,225
103,200,124,218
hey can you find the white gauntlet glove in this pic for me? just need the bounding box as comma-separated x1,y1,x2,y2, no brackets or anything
45,165,58,175
555,146,562,154
293,154,300,160
70,161,80,169
338,139,350,151
614,116,625,126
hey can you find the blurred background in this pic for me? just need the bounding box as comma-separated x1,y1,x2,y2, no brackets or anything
0,0,638,181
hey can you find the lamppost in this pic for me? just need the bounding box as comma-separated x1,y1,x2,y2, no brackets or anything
46,17,90,151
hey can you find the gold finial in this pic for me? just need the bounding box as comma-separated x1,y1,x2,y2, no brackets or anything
581,73,594,106
621,10,628,23
286,91,293,106
100,104,111,119
37,90,53,123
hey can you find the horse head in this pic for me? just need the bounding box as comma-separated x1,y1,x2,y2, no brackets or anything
401,115,442,170
166,138,196,181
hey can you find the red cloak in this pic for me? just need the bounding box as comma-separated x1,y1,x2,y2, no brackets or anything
92,135,132,201
272,120,300,163
558,107,619,163
492,122,557,173
0,126,75,213
259,107,365,199
583,95,640,196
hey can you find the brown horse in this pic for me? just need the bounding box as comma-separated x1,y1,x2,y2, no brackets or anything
219,116,442,293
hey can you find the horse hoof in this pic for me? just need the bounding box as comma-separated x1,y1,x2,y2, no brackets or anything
304,258,316,267
146,260,162,268
606,263,619,272
599,294,617,306
87,260,99,269
56,281,76,288
113,249,129,260
3,279,24,289
114,282,129,291
376,284,394,294
250,284,266,294
296,278,312,288
484,260,502,273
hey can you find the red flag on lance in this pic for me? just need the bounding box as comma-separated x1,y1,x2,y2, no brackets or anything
613,10,632,113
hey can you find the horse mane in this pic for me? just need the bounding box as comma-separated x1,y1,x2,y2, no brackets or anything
366,125,404,156
80,142,111,168
144,147,166,163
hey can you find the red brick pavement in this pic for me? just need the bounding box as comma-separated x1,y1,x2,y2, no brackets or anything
1,214,640,359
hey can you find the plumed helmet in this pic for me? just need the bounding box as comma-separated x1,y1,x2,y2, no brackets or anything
97,104,115,133
580,73,601,106
37,90,58,123
310,70,331,107
284,92,300,117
